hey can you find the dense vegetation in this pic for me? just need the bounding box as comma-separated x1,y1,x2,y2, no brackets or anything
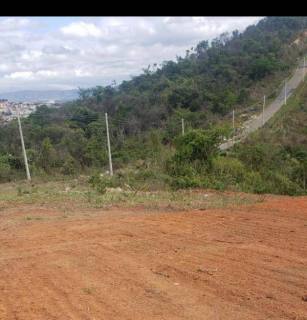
1,16,307,195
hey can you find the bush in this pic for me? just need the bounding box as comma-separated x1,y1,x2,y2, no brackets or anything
169,175,204,190
212,156,247,185
173,129,221,164
242,171,267,194
0,155,12,182
61,155,79,176
262,170,303,195
88,174,117,194
166,128,223,190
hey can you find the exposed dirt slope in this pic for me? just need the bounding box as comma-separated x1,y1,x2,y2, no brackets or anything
0,196,306,319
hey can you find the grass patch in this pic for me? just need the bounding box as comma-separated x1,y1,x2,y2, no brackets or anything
82,287,95,295
0,177,264,212
25,216,44,221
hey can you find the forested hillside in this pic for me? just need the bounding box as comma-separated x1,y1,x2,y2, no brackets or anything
230,79,307,194
1,16,307,195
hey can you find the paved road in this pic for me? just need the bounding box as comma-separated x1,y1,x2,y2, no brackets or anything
220,61,306,150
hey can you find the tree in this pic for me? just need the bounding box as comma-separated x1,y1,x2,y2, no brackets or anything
38,138,57,172
60,154,78,176
249,57,279,80
173,129,222,164
70,107,99,130
0,155,11,182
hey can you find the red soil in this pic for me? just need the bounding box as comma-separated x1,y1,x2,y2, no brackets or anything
0,196,306,319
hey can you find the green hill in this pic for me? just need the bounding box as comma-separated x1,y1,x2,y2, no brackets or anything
229,80,307,194
1,16,307,195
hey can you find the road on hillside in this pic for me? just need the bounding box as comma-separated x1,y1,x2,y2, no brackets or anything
220,61,306,150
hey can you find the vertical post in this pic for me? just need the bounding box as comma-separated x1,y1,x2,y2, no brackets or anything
231,109,235,144
232,109,235,131
17,106,31,181
262,95,265,126
284,80,287,105
304,56,306,82
181,118,185,135
105,113,113,176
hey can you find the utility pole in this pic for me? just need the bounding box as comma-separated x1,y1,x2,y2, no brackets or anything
105,113,113,176
231,109,236,145
17,106,31,181
181,118,185,135
304,56,306,82
262,95,266,126
284,80,287,105
232,109,235,131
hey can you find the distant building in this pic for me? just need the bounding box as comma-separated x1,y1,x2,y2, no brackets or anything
0,99,55,123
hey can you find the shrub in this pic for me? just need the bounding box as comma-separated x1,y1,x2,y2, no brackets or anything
173,129,221,164
212,156,247,185
61,155,79,176
0,155,12,182
242,171,267,194
262,170,303,195
169,175,204,190
88,174,117,194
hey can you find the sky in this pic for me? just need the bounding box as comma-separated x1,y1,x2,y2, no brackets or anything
0,16,263,93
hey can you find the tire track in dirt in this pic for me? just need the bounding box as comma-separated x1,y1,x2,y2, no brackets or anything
0,196,306,319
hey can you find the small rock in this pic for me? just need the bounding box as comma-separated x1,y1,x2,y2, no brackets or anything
302,295,307,301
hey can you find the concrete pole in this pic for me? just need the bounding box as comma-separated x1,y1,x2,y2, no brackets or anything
284,80,287,105
304,56,306,82
181,118,185,135
17,107,31,181
262,95,265,126
105,113,113,176
232,109,235,131
230,109,235,144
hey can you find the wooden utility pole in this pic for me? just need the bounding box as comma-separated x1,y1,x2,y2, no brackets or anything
17,107,31,181
105,113,113,176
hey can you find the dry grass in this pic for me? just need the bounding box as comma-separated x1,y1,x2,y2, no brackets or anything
0,177,264,212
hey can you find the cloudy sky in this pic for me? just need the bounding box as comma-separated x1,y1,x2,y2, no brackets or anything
0,16,263,93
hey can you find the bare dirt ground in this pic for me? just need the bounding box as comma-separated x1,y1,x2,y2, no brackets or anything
0,195,306,320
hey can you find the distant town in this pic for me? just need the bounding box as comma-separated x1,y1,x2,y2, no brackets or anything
0,99,60,123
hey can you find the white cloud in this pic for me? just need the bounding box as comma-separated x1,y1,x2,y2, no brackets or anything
74,69,91,77
5,70,58,80
5,71,34,80
36,70,58,77
61,22,105,38
21,50,43,61
0,17,31,31
0,16,263,92
0,64,9,72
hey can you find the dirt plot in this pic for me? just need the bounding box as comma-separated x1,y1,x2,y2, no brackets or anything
0,195,306,319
